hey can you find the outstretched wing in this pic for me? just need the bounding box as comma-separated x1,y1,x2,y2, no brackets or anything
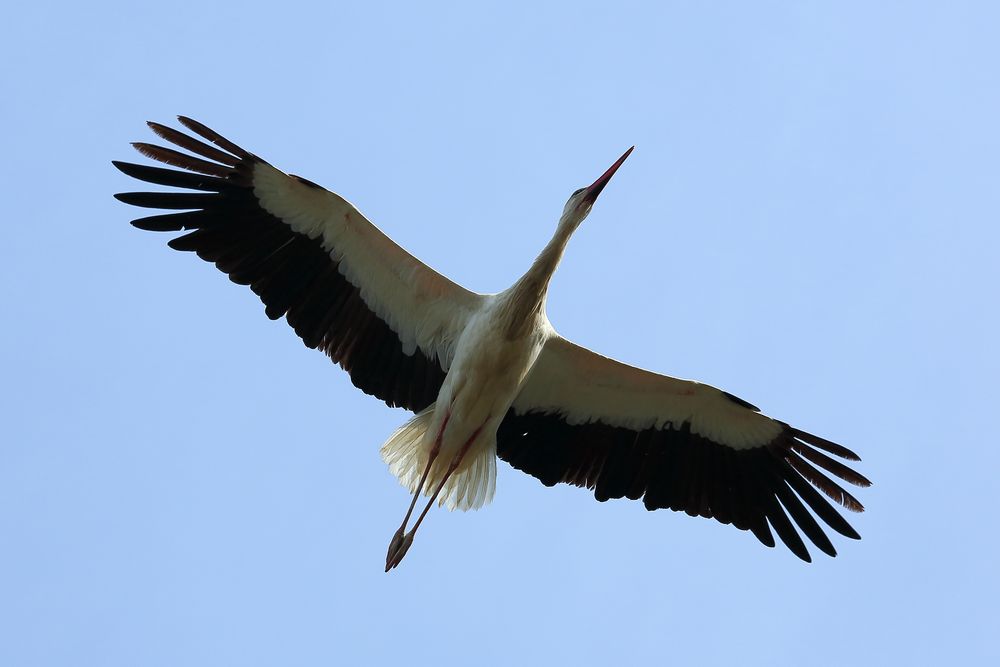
499,335,871,561
115,117,484,411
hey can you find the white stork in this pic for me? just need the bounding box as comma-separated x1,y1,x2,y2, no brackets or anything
115,118,870,570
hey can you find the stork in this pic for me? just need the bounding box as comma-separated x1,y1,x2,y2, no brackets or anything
114,118,870,570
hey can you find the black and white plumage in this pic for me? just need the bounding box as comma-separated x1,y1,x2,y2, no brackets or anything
115,117,870,568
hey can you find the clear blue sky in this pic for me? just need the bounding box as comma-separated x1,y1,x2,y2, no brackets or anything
3,2,998,665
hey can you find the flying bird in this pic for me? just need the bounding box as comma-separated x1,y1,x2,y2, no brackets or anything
114,118,870,569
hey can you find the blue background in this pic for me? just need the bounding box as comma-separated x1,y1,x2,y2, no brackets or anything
3,2,998,664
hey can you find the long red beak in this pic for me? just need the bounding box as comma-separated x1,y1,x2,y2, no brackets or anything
583,146,634,204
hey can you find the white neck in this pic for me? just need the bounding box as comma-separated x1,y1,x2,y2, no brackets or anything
499,213,581,339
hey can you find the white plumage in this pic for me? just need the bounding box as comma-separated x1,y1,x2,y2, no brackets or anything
512,336,785,448
115,117,870,569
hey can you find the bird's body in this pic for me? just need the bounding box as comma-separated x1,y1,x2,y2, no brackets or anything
115,118,870,569
413,297,547,493
440,299,545,453
404,205,579,509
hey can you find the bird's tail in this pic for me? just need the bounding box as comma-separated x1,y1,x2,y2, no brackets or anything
380,403,496,512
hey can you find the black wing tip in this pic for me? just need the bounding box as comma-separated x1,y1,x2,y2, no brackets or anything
112,160,150,179
165,236,193,251
130,141,161,158
792,428,863,462
783,535,813,562
128,213,186,232
748,519,776,549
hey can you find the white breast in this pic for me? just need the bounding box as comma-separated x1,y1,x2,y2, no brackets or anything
441,306,546,438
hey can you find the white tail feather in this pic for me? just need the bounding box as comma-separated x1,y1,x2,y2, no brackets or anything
380,404,496,512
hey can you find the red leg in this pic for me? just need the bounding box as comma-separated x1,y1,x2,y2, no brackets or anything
385,411,450,571
385,423,484,572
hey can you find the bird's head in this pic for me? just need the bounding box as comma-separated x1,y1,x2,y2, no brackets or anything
560,146,634,228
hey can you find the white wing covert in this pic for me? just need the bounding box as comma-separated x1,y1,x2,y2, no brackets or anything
498,335,871,561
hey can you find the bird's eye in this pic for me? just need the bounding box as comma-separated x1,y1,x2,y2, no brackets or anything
571,187,585,197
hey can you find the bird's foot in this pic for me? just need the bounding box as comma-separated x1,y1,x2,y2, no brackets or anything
384,529,414,572
386,525,405,564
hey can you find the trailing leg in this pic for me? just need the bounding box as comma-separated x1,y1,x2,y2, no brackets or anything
385,423,484,572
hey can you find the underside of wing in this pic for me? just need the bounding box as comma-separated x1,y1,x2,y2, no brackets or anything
499,335,871,562
115,117,485,412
